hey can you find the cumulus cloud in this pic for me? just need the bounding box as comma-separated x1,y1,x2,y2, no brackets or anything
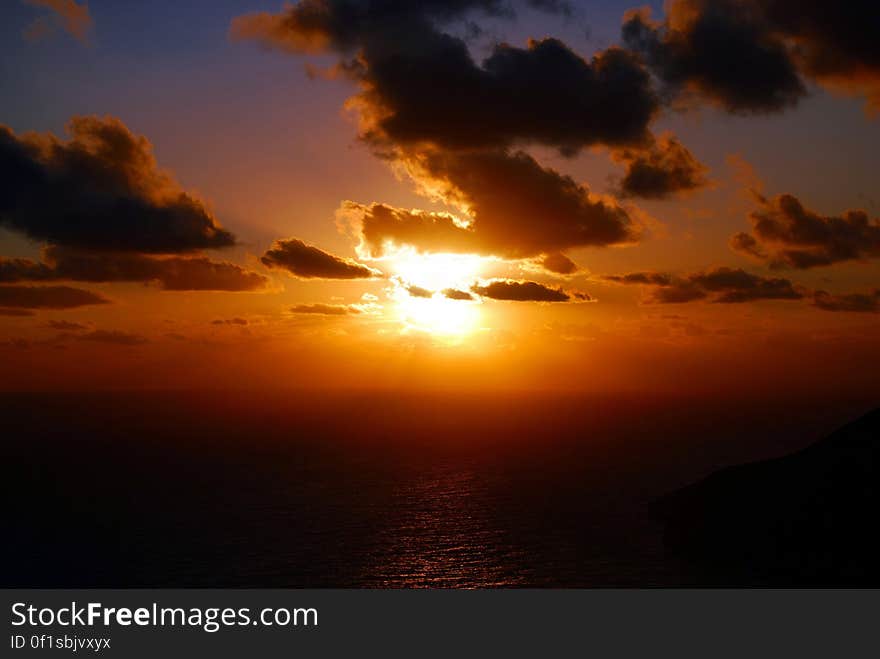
761,1,880,112
262,238,382,279
812,289,880,313
342,203,475,257
688,267,802,302
0,117,236,253
0,248,269,291
622,2,805,114
359,39,658,153
290,303,363,315
24,0,93,44
472,279,570,302
612,135,709,199
0,284,109,309
731,193,880,268
232,3,657,153
0,116,269,305
233,1,663,266
623,1,880,114
604,267,802,304
345,149,640,259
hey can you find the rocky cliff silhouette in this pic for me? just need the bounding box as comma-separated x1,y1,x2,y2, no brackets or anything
658,407,880,585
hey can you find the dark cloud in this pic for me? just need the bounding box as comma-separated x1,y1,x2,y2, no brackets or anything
472,279,570,302
0,284,108,309
0,116,268,304
622,2,805,114
0,308,35,317
648,280,708,304
211,318,249,326
541,252,579,275
812,289,880,313
230,0,514,54
405,284,434,298
48,319,89,331
729,231,767,259
603,272,674,286
347,149,639,259
78,329,147,346
689,267,802,302
605,266,802,304
0,117,235,253
362,39,658,153
0,248,268,291
262,238,381,279
290,303,362,315
346,203,475,256
0,257,55,282
612,135,709,199
233,3,657,153
46,249,268,291
442,288,475,300
732,193,880,269
233,1,662,266
759,1,880,111
623,0,880,114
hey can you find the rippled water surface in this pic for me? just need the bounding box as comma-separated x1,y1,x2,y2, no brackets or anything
2,391,868,587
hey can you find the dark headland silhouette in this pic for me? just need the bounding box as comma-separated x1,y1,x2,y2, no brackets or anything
657,407,880,585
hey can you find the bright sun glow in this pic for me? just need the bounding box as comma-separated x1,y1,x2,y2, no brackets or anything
385,251,486,339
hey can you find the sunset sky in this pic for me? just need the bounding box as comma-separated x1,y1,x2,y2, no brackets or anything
1,0,878,395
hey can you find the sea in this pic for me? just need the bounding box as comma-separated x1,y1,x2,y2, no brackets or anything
2,390,871,587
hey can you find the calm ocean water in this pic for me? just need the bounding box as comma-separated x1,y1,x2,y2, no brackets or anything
2,391,869,587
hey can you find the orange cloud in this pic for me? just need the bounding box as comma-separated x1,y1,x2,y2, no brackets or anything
25,0,93,45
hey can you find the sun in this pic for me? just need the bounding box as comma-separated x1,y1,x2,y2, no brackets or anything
386,251,486,339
